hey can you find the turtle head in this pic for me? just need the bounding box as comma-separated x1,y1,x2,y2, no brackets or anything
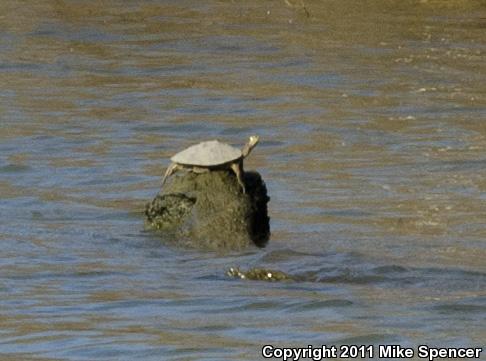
242,135,260,157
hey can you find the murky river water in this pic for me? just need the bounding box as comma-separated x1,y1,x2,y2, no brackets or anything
1,1,485,360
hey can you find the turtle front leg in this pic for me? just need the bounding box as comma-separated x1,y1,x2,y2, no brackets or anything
161,162,180,189
230,161,246,193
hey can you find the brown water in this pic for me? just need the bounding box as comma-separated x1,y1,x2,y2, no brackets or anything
1,1,485,360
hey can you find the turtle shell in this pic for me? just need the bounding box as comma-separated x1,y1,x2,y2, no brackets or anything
171,140,242,167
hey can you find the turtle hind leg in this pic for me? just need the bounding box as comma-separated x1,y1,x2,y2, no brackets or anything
230,161,246,193
161,163,180,189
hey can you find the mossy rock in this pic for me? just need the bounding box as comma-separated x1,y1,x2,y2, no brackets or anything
226,267,293,282
145,170,270,251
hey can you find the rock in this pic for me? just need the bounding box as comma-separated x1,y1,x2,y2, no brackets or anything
226,267,293,282
145,170,270,251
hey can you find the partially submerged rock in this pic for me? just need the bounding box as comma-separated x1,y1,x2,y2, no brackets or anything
145,170,270,251
227,267,293,282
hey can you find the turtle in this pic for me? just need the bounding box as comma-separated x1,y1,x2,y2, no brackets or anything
161,135,259,193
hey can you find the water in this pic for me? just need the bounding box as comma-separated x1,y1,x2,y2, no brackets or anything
1,1,485,360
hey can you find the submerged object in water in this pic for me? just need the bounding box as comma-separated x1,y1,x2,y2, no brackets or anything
227,267,293,282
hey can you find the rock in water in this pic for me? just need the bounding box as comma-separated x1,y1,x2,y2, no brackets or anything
227,267,293,282
145,170,270,251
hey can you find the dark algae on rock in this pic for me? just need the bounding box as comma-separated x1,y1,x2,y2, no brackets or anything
145,169,270,251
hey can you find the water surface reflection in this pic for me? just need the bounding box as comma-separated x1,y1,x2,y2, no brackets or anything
1,1,485,360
